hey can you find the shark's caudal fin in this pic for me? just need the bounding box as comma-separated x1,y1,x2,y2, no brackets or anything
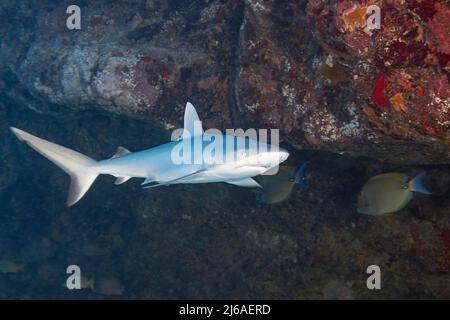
10,127,98,206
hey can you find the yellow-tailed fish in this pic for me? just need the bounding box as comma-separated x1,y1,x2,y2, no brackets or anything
0,260,24,273
93,276,124,296
357,171,432,215
81,276,95,290
257,162,309,204
61,275,95,290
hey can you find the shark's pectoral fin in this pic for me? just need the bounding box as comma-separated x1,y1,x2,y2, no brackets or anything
141,182,169,189
115,176,131,185
111,146,131,158
226,178,262,188
141,168,206,189
141,177,155,185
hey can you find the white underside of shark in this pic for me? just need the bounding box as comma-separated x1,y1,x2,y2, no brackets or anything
10,102,289,206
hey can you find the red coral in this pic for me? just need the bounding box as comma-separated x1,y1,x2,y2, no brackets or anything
419,108,429,115
415,85,425,96
371,73,389,107
408,0,438,21
427,3,450,55
398,78,412,91
376,41,427,67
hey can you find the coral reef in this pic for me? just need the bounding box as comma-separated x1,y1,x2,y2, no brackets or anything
0,0,448,164
0,0,237,128
237,0,449,163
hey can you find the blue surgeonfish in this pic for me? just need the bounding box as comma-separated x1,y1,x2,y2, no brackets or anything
61,275,94,290
10,102,289,206
357,171,432,215
93,276,124,296
256,162,309,204
0,260,24,273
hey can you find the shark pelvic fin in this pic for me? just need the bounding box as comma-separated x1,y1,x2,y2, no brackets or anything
111,146,130,158
226,178,262,188
141,168,206,189
114,176,131,185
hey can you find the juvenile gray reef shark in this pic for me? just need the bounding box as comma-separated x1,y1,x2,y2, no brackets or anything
10,103,289,206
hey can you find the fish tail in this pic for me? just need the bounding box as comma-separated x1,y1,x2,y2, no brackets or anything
408,171,432,195
295,161,310,187
10,127,99,206
88,279,95,290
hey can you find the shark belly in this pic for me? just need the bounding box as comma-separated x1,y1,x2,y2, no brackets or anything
170,147,270,185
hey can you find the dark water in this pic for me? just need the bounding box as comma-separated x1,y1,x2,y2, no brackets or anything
1,99,449,299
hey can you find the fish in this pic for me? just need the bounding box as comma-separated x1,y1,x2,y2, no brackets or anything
81,276,95,290
357,171,432,215
0,260,24,273
256,162,309,204
61,275,95,290
93,277,124,296
71,243,110,257
10,102,289,206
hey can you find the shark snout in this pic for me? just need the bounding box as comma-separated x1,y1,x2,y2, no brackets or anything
279,149,290,162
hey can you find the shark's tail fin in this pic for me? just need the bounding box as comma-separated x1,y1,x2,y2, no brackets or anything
10,127,98,206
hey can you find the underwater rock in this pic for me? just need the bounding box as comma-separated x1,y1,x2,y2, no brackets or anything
0,0,236,128
0,0,449,164
237,0,449,164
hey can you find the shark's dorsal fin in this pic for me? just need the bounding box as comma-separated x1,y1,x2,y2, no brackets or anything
183,102,203,139
111,146,130,158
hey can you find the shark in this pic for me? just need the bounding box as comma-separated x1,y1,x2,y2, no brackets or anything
10,102,289,206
